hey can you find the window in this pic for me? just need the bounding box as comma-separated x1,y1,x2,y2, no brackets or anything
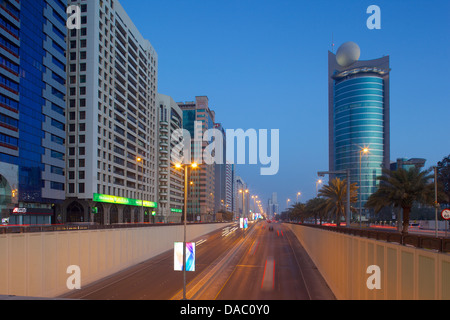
51,150,64,161
51,119,65,131
51,134,65,145
51,166,64,176
51,182,64,191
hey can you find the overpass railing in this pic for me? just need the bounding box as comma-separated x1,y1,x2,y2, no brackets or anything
0,221,228,234
288,223,450,254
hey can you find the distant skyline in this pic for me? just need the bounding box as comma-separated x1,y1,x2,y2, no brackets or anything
120,0,450,211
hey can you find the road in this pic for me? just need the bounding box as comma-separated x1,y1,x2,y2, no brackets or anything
60,221,335,300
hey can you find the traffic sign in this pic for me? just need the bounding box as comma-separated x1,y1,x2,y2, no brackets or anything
441,209,450,220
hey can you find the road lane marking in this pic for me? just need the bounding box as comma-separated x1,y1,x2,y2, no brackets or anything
261,258,275,291
248,240,259,256
222,226,238,237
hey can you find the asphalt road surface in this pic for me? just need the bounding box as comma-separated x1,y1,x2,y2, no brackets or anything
60,221,335,300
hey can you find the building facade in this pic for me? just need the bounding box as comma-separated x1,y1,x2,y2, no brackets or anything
0,0,67,225
178,96,216,222
225,161,234,214
234,175,249,220
213,122,226,219
328,47,390,220
158,93,184,223
62,0,159,224
267,192,279,219
390,158,426,171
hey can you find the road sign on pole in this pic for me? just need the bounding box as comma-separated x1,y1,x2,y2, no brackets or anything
441,209,450,220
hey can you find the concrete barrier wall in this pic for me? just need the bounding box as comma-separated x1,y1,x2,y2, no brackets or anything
0,223,230,298
286,224,450,300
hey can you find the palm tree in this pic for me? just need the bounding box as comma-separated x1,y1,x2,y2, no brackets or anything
305,197,328,225
289,202,306,222
365,167,446,234
319,178,358,227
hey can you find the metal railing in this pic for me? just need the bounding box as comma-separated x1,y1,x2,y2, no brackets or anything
288,222,450,254
0,221,228,235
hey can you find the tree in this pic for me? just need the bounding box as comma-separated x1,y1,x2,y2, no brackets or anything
218,210,234,222
437,155,450,206
365,167,446,234
305,197,328,225
318,178,358,227
289,202,306,222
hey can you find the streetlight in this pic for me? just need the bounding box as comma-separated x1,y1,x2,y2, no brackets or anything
286,198,291,210
359,147,370,227
434,166,439,238
136,157,144,223
239,189,249,236
251,195,258,217
175,162,198,300
239,189,249,218
296,192,301,203
316,179,323,197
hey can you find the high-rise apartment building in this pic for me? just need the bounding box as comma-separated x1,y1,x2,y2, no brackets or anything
213,122,226,218
234,175,249,219
62,0,159,224
158,93,184,223
328,43,390,219
178,96,215,222
225,161,234,213
0,0,67,225
267,192,279,218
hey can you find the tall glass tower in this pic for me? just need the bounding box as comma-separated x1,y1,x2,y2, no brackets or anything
0,0,67,225
328,44,390,220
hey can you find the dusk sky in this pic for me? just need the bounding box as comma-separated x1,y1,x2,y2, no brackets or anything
121,0,450,211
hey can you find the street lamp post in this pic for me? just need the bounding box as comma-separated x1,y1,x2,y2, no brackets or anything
175,162,198,300
318,169,351,228
239,189,248,235
434,166,439,238
316,179,323,197
136,157,144,223
251,195,258,218
296,192,301,204
359,148,369,227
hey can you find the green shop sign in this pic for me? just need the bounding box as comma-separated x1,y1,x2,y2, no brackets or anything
93,193,157,208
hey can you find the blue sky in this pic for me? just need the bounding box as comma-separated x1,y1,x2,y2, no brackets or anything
121,0,450,211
